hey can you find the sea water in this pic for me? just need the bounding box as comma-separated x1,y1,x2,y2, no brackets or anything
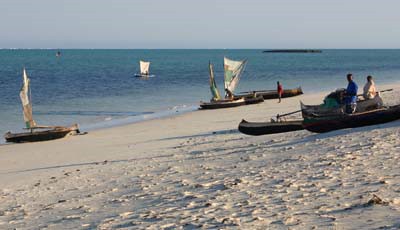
1,49,400,142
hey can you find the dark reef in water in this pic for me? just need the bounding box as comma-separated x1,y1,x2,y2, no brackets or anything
263,49,322,53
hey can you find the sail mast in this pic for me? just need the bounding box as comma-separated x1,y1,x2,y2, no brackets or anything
20,68,36,129
209,61,221,101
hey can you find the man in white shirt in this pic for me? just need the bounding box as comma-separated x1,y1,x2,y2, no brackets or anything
363,75,377,100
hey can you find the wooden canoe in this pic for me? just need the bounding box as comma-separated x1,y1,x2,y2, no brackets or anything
4,124,80,143
302,105,400,133
199,98,246,110
235,87,303,100
301,96,384,119
244,95,264,105
238,119,304,136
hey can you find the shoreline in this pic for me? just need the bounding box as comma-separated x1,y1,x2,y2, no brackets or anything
0,85,400,228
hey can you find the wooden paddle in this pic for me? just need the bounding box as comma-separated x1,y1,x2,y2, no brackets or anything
357,88,393,97
276,110,301,120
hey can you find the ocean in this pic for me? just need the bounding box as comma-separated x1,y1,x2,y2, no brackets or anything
1,49,400,142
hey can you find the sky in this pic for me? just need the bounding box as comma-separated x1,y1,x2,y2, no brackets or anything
1,0,399,48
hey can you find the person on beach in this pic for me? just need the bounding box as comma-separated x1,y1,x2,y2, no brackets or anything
277,81,283,103
344,73,358,113
363,75,377,100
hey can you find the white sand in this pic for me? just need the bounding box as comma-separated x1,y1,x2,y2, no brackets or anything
1,86,400,229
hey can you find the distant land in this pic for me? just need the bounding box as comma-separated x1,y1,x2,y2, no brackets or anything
263,49,322,53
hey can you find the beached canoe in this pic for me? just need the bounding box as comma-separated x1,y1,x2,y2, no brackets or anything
199,98,246,110
238,119,304,136
235,87,303,100
4,124,80,143
301,96,384,119
302,105,400,133
244,95,264,105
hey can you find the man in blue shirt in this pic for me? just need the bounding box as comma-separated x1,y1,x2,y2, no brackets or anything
344,73,358,113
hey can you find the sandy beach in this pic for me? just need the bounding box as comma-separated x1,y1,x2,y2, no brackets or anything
1,86,400,229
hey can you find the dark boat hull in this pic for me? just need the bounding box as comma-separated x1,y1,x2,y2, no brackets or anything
199,98,246,110
4,125,79,143
244,95,264,105
134,74,155,78
303,105,400,133
263,49,322,53
238,119,304,136
235,87,303,100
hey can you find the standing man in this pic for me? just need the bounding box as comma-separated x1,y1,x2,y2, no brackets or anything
277,81,283,103
344,73,358,113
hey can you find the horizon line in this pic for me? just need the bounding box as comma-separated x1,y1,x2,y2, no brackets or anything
2,48,400,50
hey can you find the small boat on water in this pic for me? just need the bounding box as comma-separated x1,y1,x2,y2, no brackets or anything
238,119,303,136
4,69,80,143
235,87,303,100
134,60,154,78
200,57,264,109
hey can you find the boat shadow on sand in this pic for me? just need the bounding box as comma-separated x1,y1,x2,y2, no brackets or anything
1,154,175,175
266,120,400,149
155,129,239,142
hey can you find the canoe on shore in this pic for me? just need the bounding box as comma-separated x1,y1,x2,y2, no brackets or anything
199,98,246,110
238,119,304,136
235,87,303,100
4,124,80,143
302,105,400,133
243,95,264,105
200,95,264,110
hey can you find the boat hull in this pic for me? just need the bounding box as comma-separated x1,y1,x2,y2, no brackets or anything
238,119,304,136
235,87,303,100
302,105,400,133
244,95,264,105
199,98,246,110
134,74,155,78
4,125,79,143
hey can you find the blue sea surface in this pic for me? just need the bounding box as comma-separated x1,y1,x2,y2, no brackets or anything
1,49,400,142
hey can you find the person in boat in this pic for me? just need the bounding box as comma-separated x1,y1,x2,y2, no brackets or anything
363,75,377,100
344,73,358,113
277,81,283,103
225,89,234,100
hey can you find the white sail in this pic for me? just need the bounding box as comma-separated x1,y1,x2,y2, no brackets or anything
140,60,150,75
224,57,247,97
19,68,36,128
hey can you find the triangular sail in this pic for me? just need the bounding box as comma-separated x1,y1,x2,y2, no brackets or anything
223,57,247,97
19,68,36,129
209,62,221,101
140,60,150,75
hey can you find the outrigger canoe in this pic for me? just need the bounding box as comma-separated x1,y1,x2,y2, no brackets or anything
235,87,303,100
200,58,264,110
238,119,304,136
302,105,400,133
4,68,80,143
5,124,80,143
200,98,246,110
